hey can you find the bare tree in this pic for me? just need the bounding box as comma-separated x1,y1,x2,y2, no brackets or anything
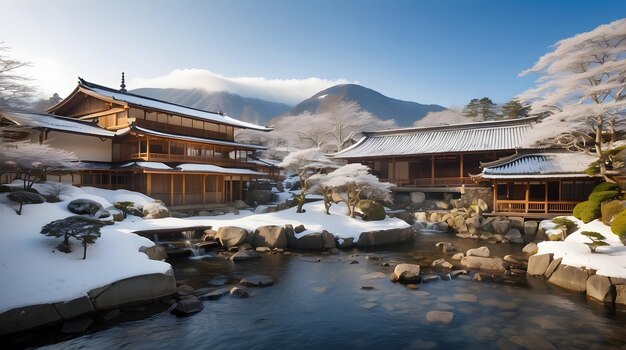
0,44,36,109
518,18,626,182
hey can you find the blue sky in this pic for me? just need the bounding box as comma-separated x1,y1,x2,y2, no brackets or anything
1,0,625,107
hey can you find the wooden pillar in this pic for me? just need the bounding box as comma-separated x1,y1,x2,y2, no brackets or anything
229,176,233,203
431,156,435,185
170,174,174,207
182,174,186,206
202,175,206,205
215,175,219,204
146,139,150,160
544,182,549,214
459,153,465,183
524,181,530,213
238,177,243,201
493,181,497,213
146,173,152,196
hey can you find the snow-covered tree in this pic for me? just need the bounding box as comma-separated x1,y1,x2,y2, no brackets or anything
0,44,36,109
278,148,337,213
518,18,626,181
413,108,475,127
316,163,393,218
0,140,77,188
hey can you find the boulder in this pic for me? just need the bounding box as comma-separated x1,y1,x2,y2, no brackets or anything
524,221,539,236
431,258,453,269
410,192,426,205
505,228,524,244
139,245,168,261
67,198,103,215
548,265,589,292
230,286,250,298
527,253,552,276
466,246,490,257
106,206,125,221
426,310,454,325
356,227,413,248
503,255,527,266
177,284,195,297
451,253,464,261
461,256,505,271
586,275,614,303
294,224,306,233
492,220,511,235
290,233,324,250
53,296,94,320
230,250,260,262
253,225,287,249
544,257,562,278
338,237,355,249
522,242,538,255
142,200,170,219
391,263,421,283
216,226,249,248
87,270,177,311
616,285,626,306
171,298,204,316
61,318,93,334
434,201,450,210
508,217,524,230
355,200,386,221
240,275,274,287
232,200,248,210
546,228,566,241
321,230,337,249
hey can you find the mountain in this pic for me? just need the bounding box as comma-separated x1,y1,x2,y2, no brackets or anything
130,88,292,126
289,84,446,127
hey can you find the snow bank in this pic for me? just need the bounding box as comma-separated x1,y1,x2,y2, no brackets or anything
538,217,626,278
0,183,171,314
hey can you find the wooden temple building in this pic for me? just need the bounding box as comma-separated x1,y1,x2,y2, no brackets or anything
331,117,600,216
0,77,273,208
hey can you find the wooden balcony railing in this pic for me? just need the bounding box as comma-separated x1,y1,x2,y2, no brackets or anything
129,152,254,168
495,200,579,214
383,177,475,186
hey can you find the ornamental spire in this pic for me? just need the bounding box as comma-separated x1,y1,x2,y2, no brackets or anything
120,72,127,92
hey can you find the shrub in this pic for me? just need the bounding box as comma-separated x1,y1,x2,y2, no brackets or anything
114,201,143,217
41,216,104,259
355,200,386,221
611,210,626,237
552,217,579,234
588,190,620,203
601,200,626,225
580,231,609,253
592,182,621,193
573,200,601,223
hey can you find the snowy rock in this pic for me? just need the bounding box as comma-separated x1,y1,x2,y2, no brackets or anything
466,246,490,257
230,286,250,298
139,245,168,261
548,265,589,292
410,192,426,204
240,275,274,287
391,263,421,283
586,275,614,303
546,228,566,241
253,225,287,249
527,253,552,276
461,256,504,271
67,198,103,215
522,242,538,255
106,206,125,221
216,226,249,248
171,298,204,316
142,200,170,219
426,310,454,324
505,228,524,244
229,250,260,262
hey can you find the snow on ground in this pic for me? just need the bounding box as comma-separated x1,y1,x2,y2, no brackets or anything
0,183,171,314
120,201,411,241
538,217,626,278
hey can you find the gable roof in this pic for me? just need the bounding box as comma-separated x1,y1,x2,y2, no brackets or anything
331,117,540,159
49,78,272,132
0,110,122,138
476,151,598,179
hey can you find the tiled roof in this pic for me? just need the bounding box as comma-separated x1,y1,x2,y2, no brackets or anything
479,152,598,179
332,117,538,158
0,110,121,137
77,79,272,132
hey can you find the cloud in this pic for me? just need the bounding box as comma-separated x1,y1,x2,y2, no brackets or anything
129,69,354,105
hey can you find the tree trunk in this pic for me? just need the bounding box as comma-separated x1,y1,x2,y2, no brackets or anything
296,194,305,213
595,114,614,183
82,240,87,260
16,200,23,215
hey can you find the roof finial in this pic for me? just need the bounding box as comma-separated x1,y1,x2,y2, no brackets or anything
120,72,127,92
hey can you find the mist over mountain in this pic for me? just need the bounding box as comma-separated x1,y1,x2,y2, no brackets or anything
289,84,446,127
130,88,292,126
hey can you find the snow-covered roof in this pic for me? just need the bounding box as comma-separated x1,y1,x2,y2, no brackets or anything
176,163,265,175
74,79,272,132
0,110,121,137
131,125,266,150
478,151,598,179
332,117,539,158
120,161,174,170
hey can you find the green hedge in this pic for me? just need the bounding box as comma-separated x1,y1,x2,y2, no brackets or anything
573,200,601,223
611,210,626,237
588,190,620,203
592,182,621,193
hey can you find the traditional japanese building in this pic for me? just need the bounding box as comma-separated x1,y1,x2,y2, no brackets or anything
1,77,273,208
331,117,600,216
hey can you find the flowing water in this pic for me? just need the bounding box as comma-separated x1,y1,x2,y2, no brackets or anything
35,232,626,349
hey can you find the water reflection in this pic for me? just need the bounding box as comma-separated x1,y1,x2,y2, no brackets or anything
39,233,626,350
